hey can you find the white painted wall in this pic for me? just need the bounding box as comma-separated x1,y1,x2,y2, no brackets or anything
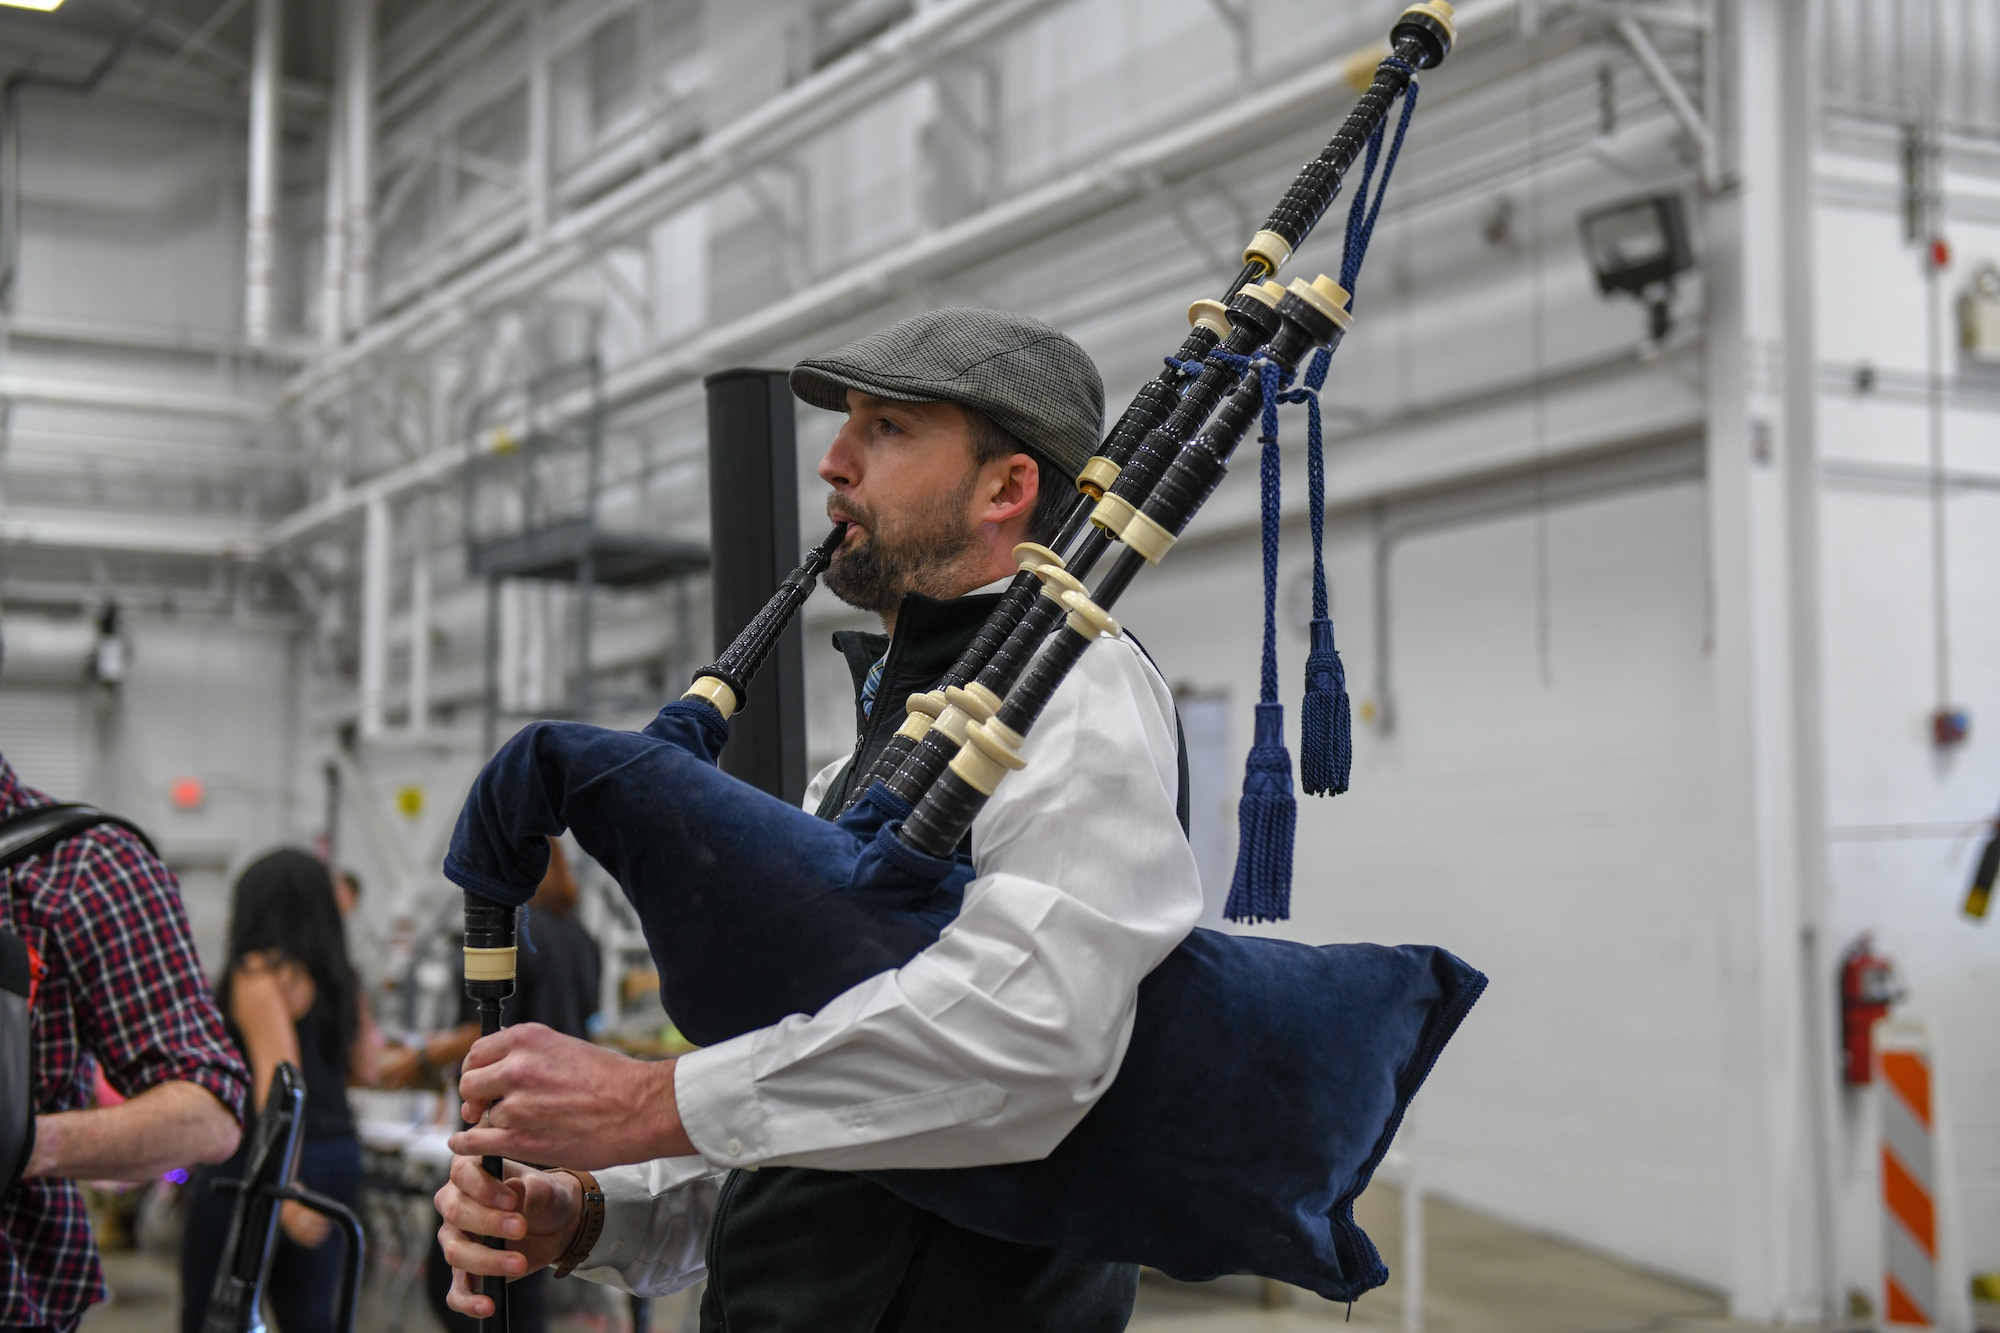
0,26,308,977
1813,137,2000,1293
12,97,243,333
1112,460,1734,1288
0,612,303,974
2,0,1997,1317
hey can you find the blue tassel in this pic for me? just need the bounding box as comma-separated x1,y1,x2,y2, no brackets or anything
1226,702,1296,924
1300,618,1352,796
1221,76,1416,917
1287,341,1347,800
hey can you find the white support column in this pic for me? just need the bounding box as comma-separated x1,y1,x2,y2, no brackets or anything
522,582,547,712
1776,0,1842,1318
341,0,377,332
526,0,552,241
1705,1,1832,1320
244,0,283,346
497,581,521,714
359,495,391,738
319,70,346,347
407,499,430,736
1403,1158,1425,1332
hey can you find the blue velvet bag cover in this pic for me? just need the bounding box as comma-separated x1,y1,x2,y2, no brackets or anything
445,699,1486,1300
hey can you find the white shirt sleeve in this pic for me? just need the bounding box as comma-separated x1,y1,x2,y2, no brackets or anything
670,634,1202,1171
570,1156,724,1296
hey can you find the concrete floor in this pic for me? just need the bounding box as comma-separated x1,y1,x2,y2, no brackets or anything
1133,1187,1756,1332
81,1184,1835,1333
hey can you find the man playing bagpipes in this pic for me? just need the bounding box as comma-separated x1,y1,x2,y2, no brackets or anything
435,6,1483,1327
439,310,1209,1329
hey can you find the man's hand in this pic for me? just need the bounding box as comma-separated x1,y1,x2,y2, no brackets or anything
436,1156,580,1318
279,1199,331,1249
448,1023,694,1169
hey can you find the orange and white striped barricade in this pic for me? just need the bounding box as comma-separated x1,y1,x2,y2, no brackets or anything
1877,1020,1969,1332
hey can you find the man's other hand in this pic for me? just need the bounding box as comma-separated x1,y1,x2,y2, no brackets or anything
436,1157,579,1318
448,1023,695,1169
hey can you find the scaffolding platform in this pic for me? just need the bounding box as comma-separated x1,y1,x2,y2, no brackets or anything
468,518,709,587
464,357,710,749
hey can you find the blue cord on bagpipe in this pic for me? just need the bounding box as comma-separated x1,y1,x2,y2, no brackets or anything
1196,65,1420,924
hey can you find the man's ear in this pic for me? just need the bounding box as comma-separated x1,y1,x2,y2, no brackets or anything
981,453,1038,527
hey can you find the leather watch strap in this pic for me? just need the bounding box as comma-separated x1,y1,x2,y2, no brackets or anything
550,1167,606,1279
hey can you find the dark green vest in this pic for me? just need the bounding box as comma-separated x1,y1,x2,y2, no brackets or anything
812,590,1002,824
700,589,1141,1333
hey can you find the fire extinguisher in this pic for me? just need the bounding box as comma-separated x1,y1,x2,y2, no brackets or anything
1838,934,1905,1086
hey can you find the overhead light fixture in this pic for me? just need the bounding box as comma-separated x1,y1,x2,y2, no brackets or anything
90,602,127,685
1578,193,1693,341
0,0,68,11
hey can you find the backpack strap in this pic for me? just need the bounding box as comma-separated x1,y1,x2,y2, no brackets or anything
0,937,34,1197
0,804,155,1004
0,805,154,1199
0,804,155,875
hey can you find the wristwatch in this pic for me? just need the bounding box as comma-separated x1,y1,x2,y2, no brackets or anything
550,1167,606,1278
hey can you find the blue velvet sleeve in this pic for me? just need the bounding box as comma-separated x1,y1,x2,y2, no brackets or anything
443,700,730,908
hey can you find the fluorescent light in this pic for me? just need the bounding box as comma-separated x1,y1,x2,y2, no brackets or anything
1576,194,1695,342
1577,195,1692,298
0,0,67,11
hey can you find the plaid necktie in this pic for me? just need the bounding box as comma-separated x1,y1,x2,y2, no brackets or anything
859,655,887,718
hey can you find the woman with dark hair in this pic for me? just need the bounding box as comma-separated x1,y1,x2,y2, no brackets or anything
179,848,378,1333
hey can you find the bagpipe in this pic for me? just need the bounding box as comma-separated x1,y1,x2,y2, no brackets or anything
200,1062,364,1333
446,0,1483,1309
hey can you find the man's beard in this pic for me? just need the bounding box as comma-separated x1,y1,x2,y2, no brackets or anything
824,475,978,615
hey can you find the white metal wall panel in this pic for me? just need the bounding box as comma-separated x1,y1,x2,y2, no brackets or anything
1822,0,2000,134
1814,132,2000,1286
1117,468,1728,1287
0,687,89,800
15,98,240,333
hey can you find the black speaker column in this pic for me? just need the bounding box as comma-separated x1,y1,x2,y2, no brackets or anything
703,369,807,804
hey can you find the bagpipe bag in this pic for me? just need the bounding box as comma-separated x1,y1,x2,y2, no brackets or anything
445,699,1486,1300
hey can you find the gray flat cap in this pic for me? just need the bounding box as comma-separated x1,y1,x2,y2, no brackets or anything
790,308,1104,481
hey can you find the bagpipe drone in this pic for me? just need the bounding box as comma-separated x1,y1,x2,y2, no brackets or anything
447,1,1483,1310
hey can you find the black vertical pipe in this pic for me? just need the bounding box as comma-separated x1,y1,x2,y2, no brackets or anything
481,581,501,755
703,369,806,805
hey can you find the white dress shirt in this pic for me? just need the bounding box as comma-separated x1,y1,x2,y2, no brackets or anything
573,614,1200,1296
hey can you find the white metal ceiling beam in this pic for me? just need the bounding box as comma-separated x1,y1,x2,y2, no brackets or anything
271,0,1530,550
0,374,271,421
137,0,254,99
0,310,308,362
1,16,327,115
100,0,249,78
1613,14,1719,189
0,505,262,558
376,0,631,154
0,427,302,472
378,0,517,100
282,0,1072,414
264,0,1522,550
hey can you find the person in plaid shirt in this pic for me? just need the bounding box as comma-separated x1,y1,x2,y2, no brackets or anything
1,751,248,1333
